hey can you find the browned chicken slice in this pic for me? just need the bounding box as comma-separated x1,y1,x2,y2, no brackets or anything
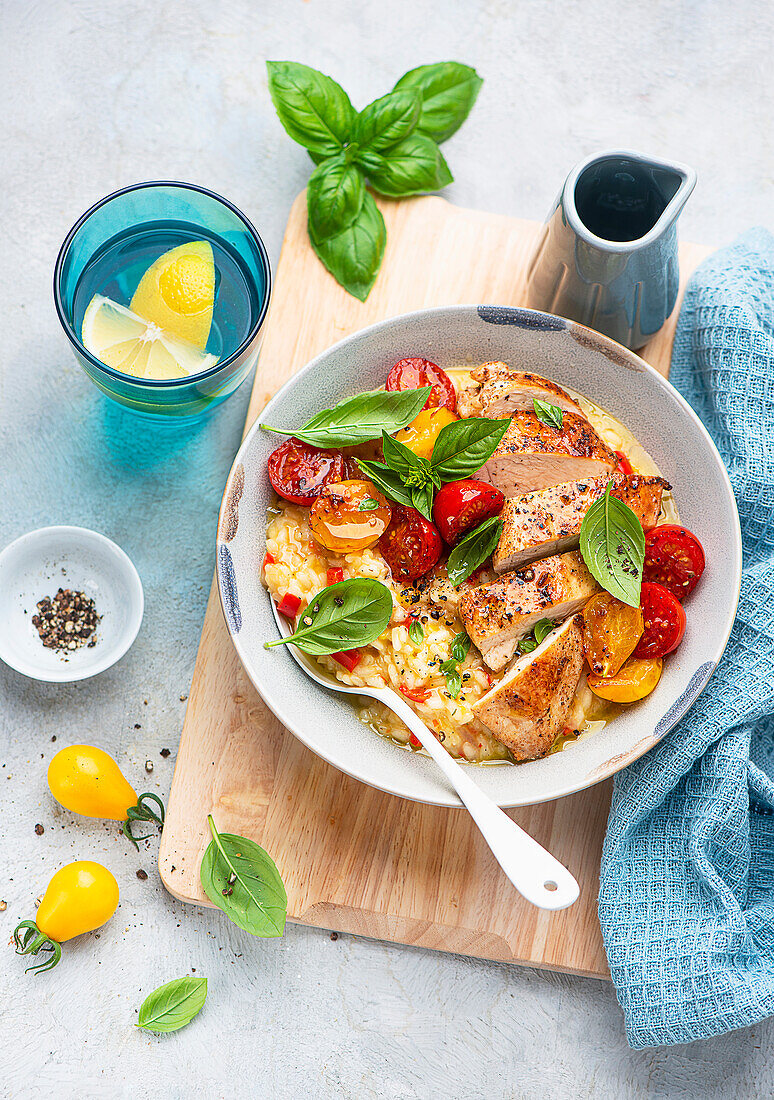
493,473,670,573
458,551,599,670
457,363,588,422
478,410,617,498
474,614,585,761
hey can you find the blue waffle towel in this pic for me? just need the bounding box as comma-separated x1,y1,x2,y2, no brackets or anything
598,229,774,1048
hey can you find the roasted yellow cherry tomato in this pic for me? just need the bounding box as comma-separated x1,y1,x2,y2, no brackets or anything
587,655,663,703
393,406,457,460
309,479,391,553
13,861,119,974
582,592,644,678
48,745,164,849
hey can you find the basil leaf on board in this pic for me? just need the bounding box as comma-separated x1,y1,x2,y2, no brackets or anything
354,89,421,152
137,976,208,1034
265,577,393,655
451,631,471,662
307,156,365,239
200,815,287,937
579,482,645,608
266,61,355,159
446,516,503,586
534,618,555,645
356,460,414,508
360,133,453,197
430,417,511,481
533,398,564,430
261,386,430,448
517,635,538,655
393,62,483,143
308,189,386,301
408,619,424,647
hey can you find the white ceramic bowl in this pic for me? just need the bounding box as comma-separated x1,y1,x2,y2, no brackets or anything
217,305,741,808
0,525,144,682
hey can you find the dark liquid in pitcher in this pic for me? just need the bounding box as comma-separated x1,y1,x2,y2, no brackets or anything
575,158,681,242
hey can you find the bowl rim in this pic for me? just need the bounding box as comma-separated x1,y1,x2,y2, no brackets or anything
218,303,742,807
52,179,272,388
0,524,145,683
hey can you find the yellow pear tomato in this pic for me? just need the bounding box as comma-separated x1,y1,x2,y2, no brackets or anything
14,861,119,974
48,745,164,848
582,592,644,678
587,656,663,703
394,406,457,460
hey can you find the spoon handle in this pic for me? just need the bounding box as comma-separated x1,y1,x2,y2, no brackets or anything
383,691,580,911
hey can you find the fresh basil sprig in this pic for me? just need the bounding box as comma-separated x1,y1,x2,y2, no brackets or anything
267,61,482,299
408,618,424,647
451,631,471,662
137,976,208,1034
356,459,414,508
261,387,430,448
200,815,287,937
430,417,511,480
517,618,555,655
447,516,503,586
439,633,470,698
265,577,393,655
533,399,564,430
579,482,645,608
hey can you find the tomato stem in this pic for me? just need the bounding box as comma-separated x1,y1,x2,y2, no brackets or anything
13,920,62,975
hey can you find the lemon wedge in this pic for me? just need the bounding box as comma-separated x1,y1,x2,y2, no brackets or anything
130,240,216,349
81,295,218,380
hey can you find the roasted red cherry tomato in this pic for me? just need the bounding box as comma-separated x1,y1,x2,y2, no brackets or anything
268,438,346,506
432,479,504,545
615,451,635,475
634,581,687,658
643,524,706,600
385,358,457,413
378,505,442,581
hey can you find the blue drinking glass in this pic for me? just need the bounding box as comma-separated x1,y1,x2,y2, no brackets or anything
54,181,271,419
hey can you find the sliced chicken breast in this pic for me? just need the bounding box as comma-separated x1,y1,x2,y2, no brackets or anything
478,411,617,498
493,473,670,573
474,614,585,761
458,551,599,670
457,363,587,422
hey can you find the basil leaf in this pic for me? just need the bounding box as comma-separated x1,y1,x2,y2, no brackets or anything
517,635,538,655
411,482,434,522
444,667,462,699
308,189,386,301
265,577,393,655
359,498,380,511
534,618,554,645
356,460,414,508
360,133,453,197
430,417,511,480
355,89,421,152
579,482,645,608
200,815,287,937
307,155,365,239
381,429,425,479
393,62,483,143
408,619,424,647
262,386,430,448
447,516,503,586
451,631,471,662
137,976,207,1033
533,398,564,430
266,61,355,158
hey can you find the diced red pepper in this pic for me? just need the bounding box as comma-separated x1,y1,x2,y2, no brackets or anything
326,567,344,586
276,592,302,619
263,552,275,571
615,451,635,475
331,648,361,672
408,732,422,748
399,683,431,704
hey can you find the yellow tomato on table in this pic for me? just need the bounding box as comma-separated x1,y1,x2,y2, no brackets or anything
587,656,663,702
394,407,457,460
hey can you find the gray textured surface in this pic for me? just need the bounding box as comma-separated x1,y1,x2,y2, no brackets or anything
1,2,772,1097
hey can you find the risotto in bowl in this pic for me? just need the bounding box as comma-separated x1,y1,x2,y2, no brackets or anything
217,306,740,808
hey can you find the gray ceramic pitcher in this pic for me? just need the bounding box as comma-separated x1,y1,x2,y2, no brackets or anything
525,150,696,349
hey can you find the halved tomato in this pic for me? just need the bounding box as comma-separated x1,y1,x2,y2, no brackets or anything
310,480,391,553
394,406,457,460
643,524,705,600
587,656,663,702
385,358,457,413
433,479,505,545
378,505,442,581
634,581,686,658
268,438,346,505
615,451,635,475
582,592,644,678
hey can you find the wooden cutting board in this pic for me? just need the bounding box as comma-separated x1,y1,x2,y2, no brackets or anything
159,192,709,978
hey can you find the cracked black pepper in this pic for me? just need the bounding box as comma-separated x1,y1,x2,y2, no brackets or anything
31,588,100,655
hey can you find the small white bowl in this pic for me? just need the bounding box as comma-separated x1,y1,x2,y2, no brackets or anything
0,526,144,682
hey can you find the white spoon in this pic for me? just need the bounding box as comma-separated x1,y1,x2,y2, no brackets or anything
270,603,579,911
